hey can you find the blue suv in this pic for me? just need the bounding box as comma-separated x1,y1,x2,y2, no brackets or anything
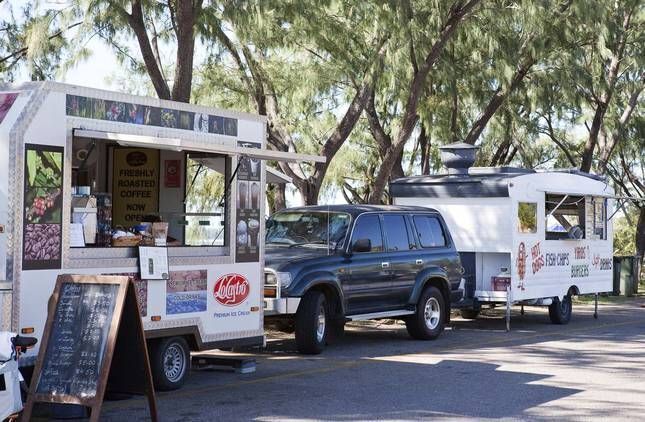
264,205,464,354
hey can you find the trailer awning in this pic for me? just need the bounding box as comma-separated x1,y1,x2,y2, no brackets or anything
267,167,292,184
73,129,325,163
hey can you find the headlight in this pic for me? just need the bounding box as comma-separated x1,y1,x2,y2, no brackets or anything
276,272,292,288
265,271,292,289
265,272,277,285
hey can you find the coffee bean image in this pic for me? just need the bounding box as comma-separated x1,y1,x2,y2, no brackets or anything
24,224,60,261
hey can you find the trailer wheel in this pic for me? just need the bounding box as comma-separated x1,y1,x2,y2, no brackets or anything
406,286,446,340
149,336,190,391
548,294,572,325
460,309,480,320
295,290,328,354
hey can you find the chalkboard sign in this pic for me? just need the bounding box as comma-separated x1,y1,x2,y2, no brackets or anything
35,282,117,397
23,275,157,422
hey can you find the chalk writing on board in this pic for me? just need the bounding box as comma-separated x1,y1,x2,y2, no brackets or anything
36,283,117,398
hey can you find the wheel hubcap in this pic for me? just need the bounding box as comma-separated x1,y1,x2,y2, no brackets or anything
424,297,441,330
316,304,326,342
163,343,186,383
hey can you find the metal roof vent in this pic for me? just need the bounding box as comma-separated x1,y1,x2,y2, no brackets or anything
438,142,479,176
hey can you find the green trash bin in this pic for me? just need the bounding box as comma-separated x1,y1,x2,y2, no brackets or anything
613,256,635,296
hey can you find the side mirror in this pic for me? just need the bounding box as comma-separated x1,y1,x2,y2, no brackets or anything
352,238,372,253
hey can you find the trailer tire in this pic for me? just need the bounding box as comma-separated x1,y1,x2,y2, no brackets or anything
295,290,328,354
460,309,480,320
406,286,446,340
548,294,572,325
149,336,190,391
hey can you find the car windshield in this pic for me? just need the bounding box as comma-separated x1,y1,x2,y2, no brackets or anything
266,211,351,248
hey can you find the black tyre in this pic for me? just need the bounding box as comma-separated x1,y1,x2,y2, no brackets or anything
406,286,446,340
549,294,572,325
149,336,190,391
460,309,480,320
295,291,328,354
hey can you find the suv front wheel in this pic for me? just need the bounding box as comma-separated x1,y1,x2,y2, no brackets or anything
406,285,446,340
295,290,328,354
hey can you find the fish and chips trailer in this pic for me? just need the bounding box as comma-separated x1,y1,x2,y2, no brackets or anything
391,143,616,328
0,82,322,389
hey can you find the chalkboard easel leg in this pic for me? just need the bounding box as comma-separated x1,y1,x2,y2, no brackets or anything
89,404,102,422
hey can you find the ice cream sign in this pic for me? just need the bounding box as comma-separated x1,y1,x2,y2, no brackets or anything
213,273,250,306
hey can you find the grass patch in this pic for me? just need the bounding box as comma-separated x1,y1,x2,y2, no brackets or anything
573,294,639,305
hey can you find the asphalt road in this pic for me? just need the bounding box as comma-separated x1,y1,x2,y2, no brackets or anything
99,298,645,421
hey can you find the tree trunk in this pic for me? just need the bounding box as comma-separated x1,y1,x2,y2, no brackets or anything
419,125,431,175
462,56,534,145
368,0,481,204
636,206,645,280
597,86,643,174
123,0,171,100
170,0,202,103
580,6,634,173
392,150,405,180
580,101,607,173
267,183,286,214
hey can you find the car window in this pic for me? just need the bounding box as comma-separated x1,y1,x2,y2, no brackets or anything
413,215,447,248
383,214,412,251
351,214,383,253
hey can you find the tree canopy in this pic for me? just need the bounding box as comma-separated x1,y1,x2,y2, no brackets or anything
2,0,643,266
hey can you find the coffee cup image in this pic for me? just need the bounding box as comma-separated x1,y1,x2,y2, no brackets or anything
250,182,260,209
238,181,248,209
237,219,248,246
248,218,260,247
249,159,259,178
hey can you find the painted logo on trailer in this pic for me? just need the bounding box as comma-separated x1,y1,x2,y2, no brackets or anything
516,242,527,291
213,274,249,306
516,242,527,280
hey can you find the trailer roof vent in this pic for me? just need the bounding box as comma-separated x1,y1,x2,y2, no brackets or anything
438,142,479,176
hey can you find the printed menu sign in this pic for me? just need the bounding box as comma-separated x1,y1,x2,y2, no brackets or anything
112,148,159,227
235,141,261,263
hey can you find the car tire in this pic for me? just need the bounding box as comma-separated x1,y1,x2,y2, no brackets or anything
460,309,480,320
149,336,190,391
549,294,572,325
406,285,446,340
295,290,328,354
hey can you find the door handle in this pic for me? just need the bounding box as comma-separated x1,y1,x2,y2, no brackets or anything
416,259,423,265
381,262,390,269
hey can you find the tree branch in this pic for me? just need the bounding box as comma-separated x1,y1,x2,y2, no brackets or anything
112,0,171,100
0,21,82,65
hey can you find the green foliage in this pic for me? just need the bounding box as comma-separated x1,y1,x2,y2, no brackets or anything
614,206,639,256
0,1,79,82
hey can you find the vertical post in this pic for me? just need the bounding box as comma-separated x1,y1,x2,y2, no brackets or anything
520,305,524,315
594,292,598,319
505,284,511,332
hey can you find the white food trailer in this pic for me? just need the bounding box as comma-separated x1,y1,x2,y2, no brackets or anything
391,143,615,328
0,82,322,389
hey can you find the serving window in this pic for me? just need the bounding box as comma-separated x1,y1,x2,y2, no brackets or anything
545,193,585,240
69,136,229,249
517,202,537,233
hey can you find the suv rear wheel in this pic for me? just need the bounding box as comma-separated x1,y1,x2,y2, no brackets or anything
406,285,446,340
295,290,328,354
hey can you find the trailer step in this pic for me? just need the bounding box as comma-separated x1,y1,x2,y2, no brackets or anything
347,309,415,321
191,354,256,374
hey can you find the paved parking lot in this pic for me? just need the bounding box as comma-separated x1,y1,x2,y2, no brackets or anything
102,298,645,421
